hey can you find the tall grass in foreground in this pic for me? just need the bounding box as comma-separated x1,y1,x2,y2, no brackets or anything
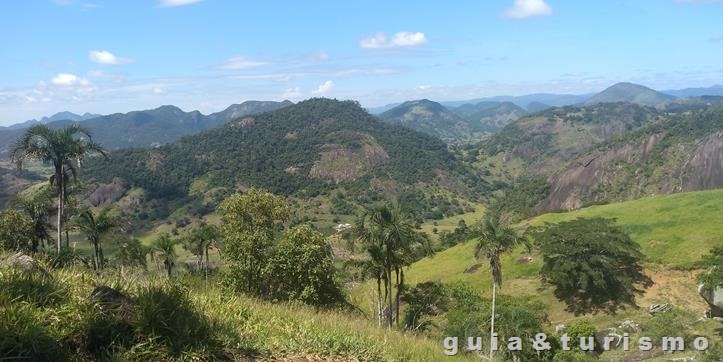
0,259,476,361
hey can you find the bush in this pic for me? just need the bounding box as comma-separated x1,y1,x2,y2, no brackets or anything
0,269,68,307
132,282,224,356
642,308,696,346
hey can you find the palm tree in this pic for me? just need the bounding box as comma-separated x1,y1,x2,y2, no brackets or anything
152,234,178,278
475,215,525,361
11,124,107,253
355,203,428,329
73,208,116,273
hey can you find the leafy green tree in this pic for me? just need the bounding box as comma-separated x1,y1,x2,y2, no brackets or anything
0,210,35,251
263,224,344,306
354,202,429,328
401,281,449,332
530,218,652,315
218,188,289,295
72,208,116,273
114,237,148,270
151,234,179,277
444,283,552,361
474,215,525,361
11,124,106,253
9,188,54,252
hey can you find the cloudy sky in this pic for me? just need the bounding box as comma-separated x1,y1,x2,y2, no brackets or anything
0,0,722,125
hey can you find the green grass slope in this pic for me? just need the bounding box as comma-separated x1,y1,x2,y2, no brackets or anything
0,261,476,361
526,188,723,267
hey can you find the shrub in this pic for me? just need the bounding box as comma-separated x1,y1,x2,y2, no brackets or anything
132,282,224,356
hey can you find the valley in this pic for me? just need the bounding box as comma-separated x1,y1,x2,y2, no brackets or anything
1,82,722,361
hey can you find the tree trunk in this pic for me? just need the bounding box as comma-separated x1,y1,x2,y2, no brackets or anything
376,274,383,327
386,267,393,329
204,244,210,290
166,260,172,277
56,186,62,254
65,229,69,249
92,240,99,272
395,268,400,328
398,268,404,328
490,281,496,362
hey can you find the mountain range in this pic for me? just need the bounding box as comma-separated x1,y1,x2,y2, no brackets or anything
0,100,292,158
0,111,101,130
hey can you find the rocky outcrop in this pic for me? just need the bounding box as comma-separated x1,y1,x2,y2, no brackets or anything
309,133,389,184
698,283,723,318
540,132,666,210
1,252,49,276
88,177,126,207
540,130,723,211
682,131,723,191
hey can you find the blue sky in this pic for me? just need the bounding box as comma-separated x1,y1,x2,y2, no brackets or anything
0,0,722,125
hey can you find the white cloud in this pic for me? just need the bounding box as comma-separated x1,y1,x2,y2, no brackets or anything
282,87,302,99
51,73,90,87
312,80,334,95
360,32,427,49
89,50,131,65
216,56,269,70
159,0,202,7
502,0,552,19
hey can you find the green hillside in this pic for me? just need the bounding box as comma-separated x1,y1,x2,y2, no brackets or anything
82,99,485,219
396,189,723,292
527,189,723,267
379,99,472,142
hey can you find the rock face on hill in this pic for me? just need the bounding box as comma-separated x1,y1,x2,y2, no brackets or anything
539,107,723,211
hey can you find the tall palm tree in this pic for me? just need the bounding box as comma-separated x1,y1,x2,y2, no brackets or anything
152,234,178,278
73,208,116,273
355,203,428,329
11,124,107,253
475,215,525,361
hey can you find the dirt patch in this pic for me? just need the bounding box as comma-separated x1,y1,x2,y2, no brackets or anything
638,268,707,314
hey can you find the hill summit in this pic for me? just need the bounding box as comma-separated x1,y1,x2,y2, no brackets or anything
585,82,675,106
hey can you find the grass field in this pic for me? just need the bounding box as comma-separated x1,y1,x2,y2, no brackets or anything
523,188,723,268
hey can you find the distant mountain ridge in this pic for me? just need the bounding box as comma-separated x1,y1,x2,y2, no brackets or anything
1,111,101,130
0,100,293,158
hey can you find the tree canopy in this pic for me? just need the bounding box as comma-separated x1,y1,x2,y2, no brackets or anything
529,218,652,315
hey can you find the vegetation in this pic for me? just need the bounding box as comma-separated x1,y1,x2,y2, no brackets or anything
11,124,106,253
150,234,179,277
530,218,653,315
528,188,723,267
0,210,34,251
72,208,116,273
697,246,723,289
263,224,344,306
474,215,526,360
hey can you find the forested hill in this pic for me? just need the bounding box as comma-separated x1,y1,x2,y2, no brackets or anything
83,98,484,199
0,100,292,158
